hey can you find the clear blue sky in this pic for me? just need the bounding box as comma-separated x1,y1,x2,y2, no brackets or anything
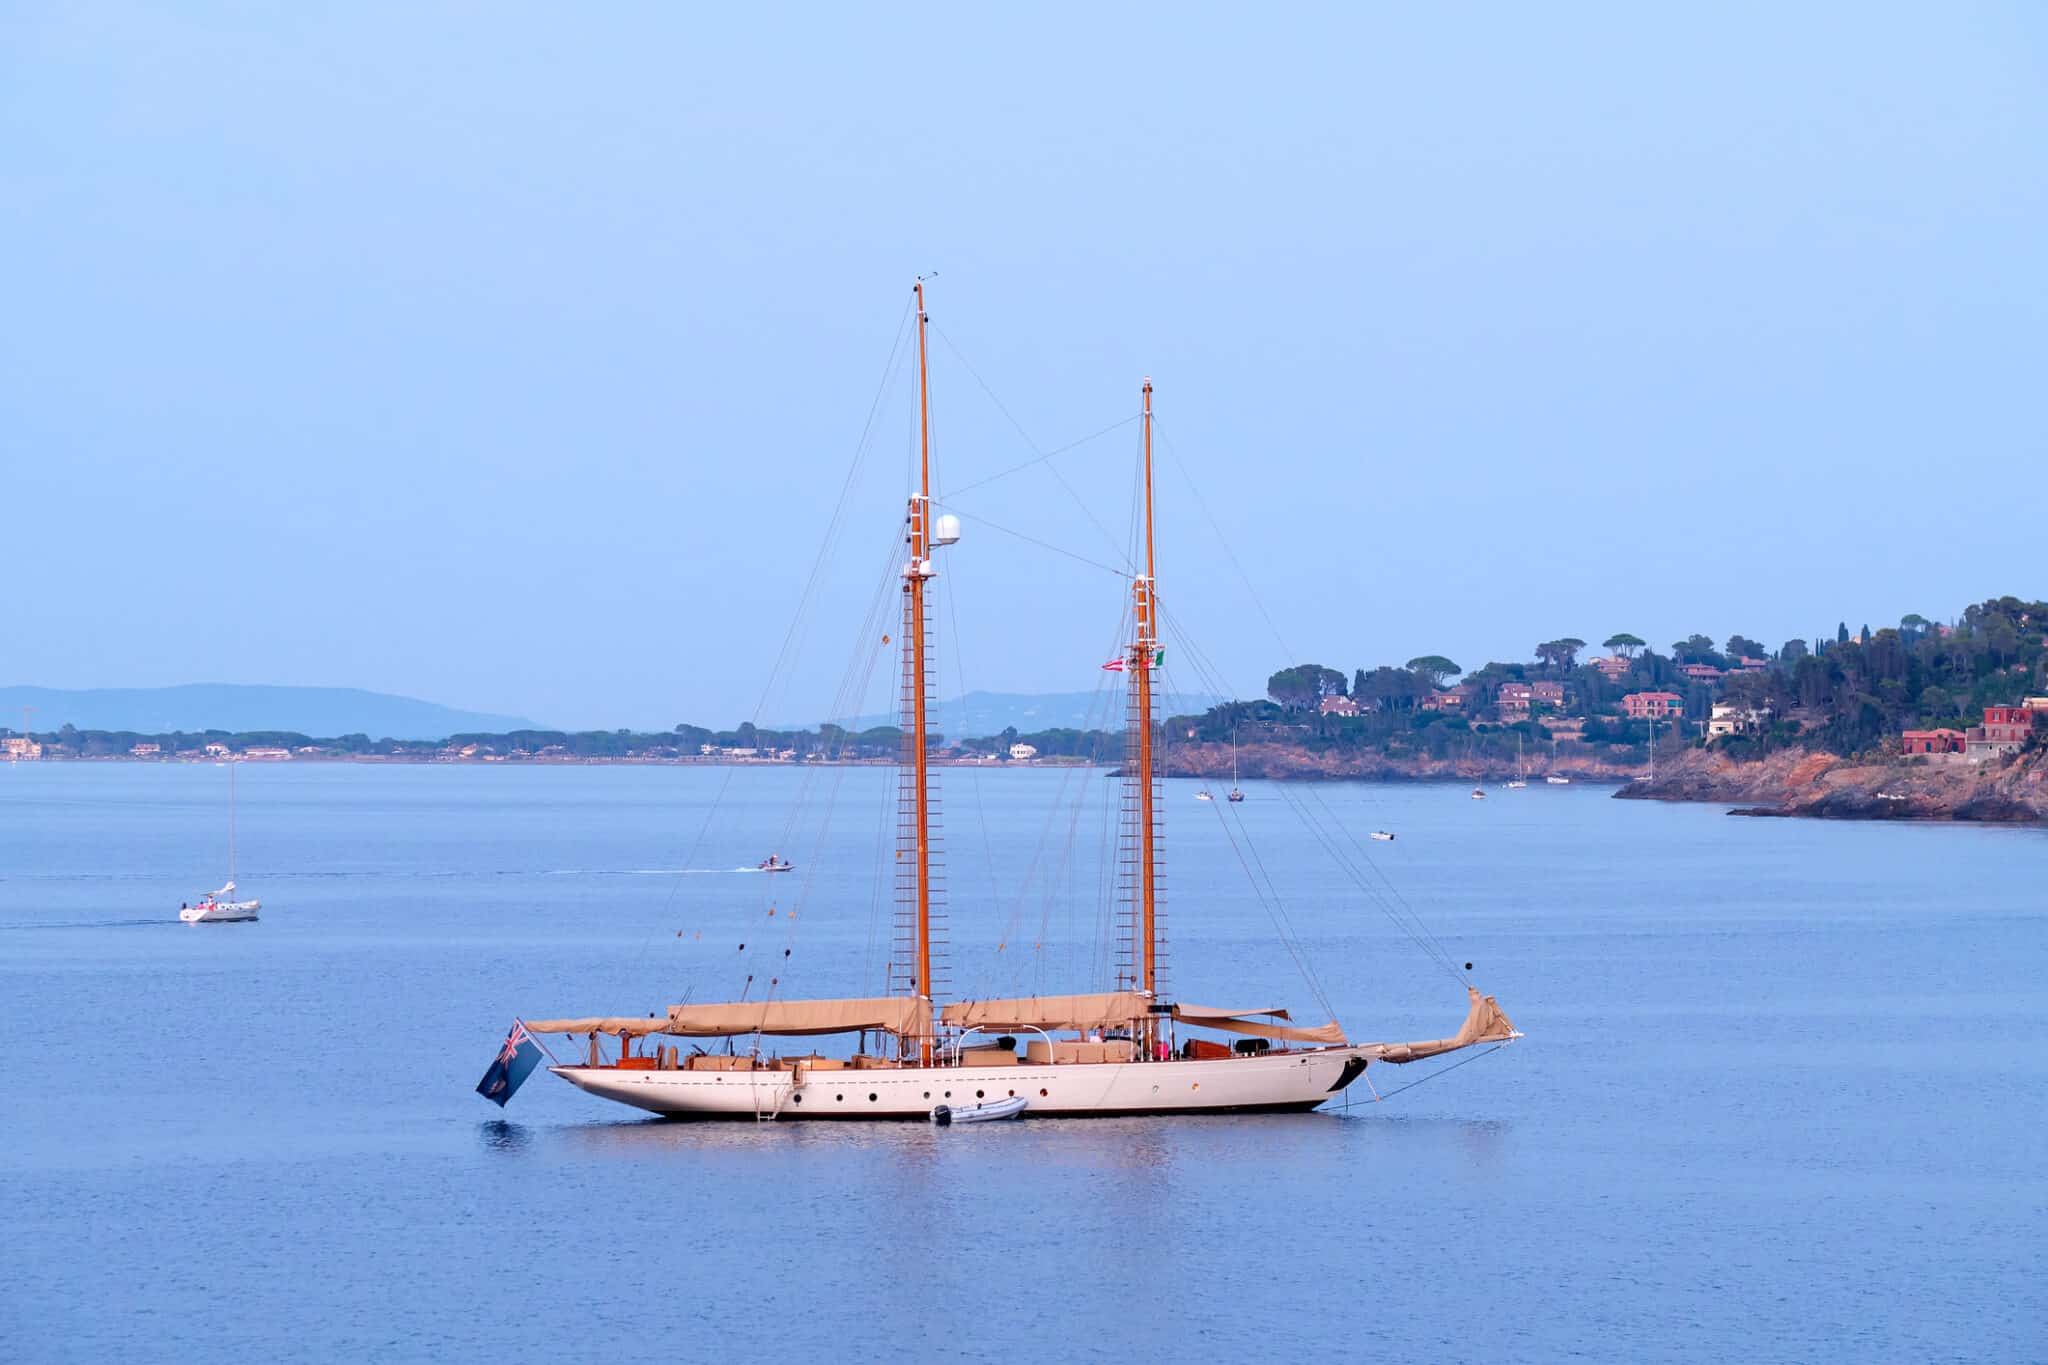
4,5,2042,730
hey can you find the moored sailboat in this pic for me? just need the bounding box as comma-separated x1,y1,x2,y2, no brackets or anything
492,285,1517,1119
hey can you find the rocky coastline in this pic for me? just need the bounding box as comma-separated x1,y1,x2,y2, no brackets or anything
1613,747,2046,823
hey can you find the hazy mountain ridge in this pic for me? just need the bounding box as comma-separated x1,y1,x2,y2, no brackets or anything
0,685,539,741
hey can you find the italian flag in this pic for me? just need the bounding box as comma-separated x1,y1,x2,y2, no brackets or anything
1101,648,1166,672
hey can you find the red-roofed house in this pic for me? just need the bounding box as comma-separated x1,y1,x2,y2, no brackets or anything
1967,706,2034,760
1901,728,1966,755
1592,655,1631,680
1318,695,1362,718
1623,691,1684,721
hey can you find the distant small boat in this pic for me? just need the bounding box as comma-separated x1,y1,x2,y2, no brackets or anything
1369,830,1395,842
1507,736,1527,787
1195,789,1214,802
1506,779,1527,789
931,1096,1028,1125
181,761,259,924
758,856,794,873
1224,729,1246,802
1226,788,1245,803
1470,788,1486,800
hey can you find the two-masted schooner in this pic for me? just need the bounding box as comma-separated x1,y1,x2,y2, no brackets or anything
501,283,1516,1119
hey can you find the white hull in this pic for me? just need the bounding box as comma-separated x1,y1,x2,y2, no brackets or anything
553,1046,1367,1120
181,899,260,923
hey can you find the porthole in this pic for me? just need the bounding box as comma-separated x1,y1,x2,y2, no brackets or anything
793,1094,803,1104
1006,1089,1015,1098
868,1093,878,1102
975,1089,985,1099
835,1093,844,1102
923,1091,931,1099
943,1091,952,1098
1039,1088,1048,1097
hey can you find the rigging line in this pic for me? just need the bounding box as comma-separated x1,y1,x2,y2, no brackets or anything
1219,793,1338,1019
927,336,1134,566
938,526,1003,982
1300,784,1466,976
1151,419,1298,670
1154,600,1462,987
1152,595,1455,974
1362,1042,1513,1105
927,502,1132,578
750,297,915,729
644,302,914,1010
942,414,1140,502
1275,784,1463,984
1204,793,1334,1022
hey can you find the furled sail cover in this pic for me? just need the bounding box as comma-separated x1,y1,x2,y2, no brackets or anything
1360,986,1517,1064
526,997,928,1038
522,1016,671,1037
1172,1003,1347,1045
941,992,1151,1033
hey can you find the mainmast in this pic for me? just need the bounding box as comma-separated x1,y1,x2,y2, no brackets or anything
1130,379,1161,1005
896,278,947,1063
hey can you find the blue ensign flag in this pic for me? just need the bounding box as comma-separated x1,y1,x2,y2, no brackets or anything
476,1021,544,1107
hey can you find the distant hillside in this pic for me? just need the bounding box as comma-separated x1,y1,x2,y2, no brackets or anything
0,685,539,741
834,688,1229,738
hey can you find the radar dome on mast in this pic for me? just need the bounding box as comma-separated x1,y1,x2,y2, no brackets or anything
931,513,961,546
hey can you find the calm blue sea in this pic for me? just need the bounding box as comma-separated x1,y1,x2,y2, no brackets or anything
2,762,2043,1363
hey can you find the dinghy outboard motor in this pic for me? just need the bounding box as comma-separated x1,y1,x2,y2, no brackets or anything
930,1104,953,1127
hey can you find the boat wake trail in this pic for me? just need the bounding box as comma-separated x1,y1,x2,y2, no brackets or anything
0,917,181,931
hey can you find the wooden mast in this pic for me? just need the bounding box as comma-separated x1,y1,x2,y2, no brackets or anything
1133,379,1159,1003
908,279,935,1063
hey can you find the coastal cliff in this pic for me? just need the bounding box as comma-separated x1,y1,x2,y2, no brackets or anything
1613,747,2046,822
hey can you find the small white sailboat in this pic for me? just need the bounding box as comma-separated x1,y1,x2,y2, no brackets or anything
930,1095,1028,1125
1506,735,1527,788
1226,726,1245,802
1546,737,1570,783
1369,830,1396,842
1470,787,1486,800
180,761,259,924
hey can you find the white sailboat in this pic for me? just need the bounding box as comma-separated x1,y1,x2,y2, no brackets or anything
180,760,260,924
1506,734,1528,788
506,285,1517,1120
1546,736,1571,784
1226,725,1245,802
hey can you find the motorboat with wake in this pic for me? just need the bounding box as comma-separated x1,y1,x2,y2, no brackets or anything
757,855,794,873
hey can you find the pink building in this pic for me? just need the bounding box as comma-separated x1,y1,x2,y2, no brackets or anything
1901,729,1965,755
1622,691,1684,721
